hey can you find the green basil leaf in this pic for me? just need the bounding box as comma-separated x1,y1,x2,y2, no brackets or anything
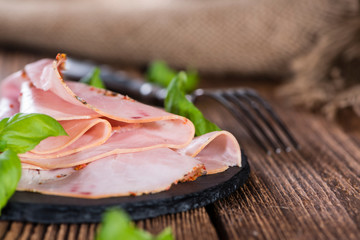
147,61,176,88
0,113,68,153
96,208,174,240
147,60,199,93
80,67,106,89
0,149,21,214
165,72,221,136
154,227,173,240
184,68,199,93
0,118,7,132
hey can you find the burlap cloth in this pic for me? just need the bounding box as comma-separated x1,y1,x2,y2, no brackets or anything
0,0,359,126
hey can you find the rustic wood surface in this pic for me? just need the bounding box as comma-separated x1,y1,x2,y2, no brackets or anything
0,49,359,240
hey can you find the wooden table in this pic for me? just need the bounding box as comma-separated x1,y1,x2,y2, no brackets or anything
0,49,359,240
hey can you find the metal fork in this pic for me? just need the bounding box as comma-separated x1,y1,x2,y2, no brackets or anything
64,58,299,154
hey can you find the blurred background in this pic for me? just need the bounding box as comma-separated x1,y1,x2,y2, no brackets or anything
0,0,359,130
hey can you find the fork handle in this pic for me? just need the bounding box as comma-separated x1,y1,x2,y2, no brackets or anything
64,58,165,106
101,69,166,106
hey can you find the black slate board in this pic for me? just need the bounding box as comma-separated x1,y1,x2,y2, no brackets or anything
0,151,250,224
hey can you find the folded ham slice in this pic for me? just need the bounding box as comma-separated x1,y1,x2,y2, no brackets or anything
177,131,241,174
20,119,196,169
20,82,101,120
0,71,28,119
28,118,112,156
34,54,185,123
0,53,242,198
0,97,19,119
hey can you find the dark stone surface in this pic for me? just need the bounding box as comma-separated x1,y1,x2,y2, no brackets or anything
0,151,250,223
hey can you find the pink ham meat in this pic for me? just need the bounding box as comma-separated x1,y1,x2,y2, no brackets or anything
17,131,240,198
35,54,184,123
20,82,101,120
0,71,27,118
177,131,241,174
0,59,53,118
20,119,196,169
0,97,19,119
27,118,112,157
0,53,242,198
17,148,205,198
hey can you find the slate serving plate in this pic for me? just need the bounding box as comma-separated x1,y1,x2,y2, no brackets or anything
0,151,249,224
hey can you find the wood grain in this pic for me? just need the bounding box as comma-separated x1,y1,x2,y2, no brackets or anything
137,208,218,240
206,105,360,240
0,49,359,240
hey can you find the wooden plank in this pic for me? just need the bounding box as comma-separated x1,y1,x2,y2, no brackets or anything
77,224,89,240
67,224,79,240
87,223,98,240
43,224,58,240
56,224,68,240
3,222,23,240
19,223,34,240
30,224,46,240
208,106,360,240
136,208,218,240
0,221,10,239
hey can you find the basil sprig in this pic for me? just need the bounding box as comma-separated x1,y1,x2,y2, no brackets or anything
96,208,173,240
0,113,67,214
147,60,199,93
0,113,68,153
80,67,106,89
165,72,221,136
0,149,21,213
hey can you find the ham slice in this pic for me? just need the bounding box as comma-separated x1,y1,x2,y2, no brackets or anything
28,118,112,156
0,71,28,118
0,97,19,119
24,59,53,90
0,53,242,198
34,54,185,123
17,148,205,198
0,70,28,99
177,131,241,174
20,82,101,120
20,119,195,169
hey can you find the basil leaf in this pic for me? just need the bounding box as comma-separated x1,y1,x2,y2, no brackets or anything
80,67,105,89
147,60,199,93
0,149,21,214
147,61,176,88
0,113,68,153
184,69,199,93
155,227,173,240
0,113,67,215
96,208,174,240
165,72,221,136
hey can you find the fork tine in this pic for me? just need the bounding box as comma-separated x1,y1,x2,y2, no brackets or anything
221,92,283,154
233,89,291,152
205,91,276,155
243,88,300,150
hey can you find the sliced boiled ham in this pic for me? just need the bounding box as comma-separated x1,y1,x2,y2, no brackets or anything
177,131,241,174
0,97,19,119
17,148,205,198
0,53,242,198
35,54,188,123
24,59,53,90
20,119,196,169
27,118,112,156
0,70,28,118
0,70,28,99
20,82,101,120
